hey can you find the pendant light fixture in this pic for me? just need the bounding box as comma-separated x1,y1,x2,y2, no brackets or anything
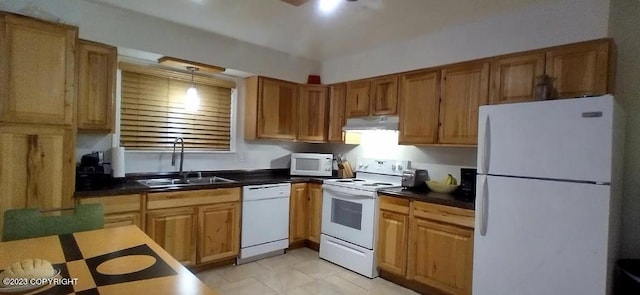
184,66,200,112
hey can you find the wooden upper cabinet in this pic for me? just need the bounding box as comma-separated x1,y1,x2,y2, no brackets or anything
197,202,240,264
489,52,545,105
370,75,399,115
545,40,610,98
244,76,297,140
289,183,308,244
439,61,489,145
327,83,347,142
0,13,77,126
77,40,117,132
297,85,328,142
398,70,440,145
307,183,323,244
345,80,370,117
0,125,75,234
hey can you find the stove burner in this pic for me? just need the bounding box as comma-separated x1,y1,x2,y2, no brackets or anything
361,184,378,187
372,182,392,186
336,180,354,182
352,179,365,182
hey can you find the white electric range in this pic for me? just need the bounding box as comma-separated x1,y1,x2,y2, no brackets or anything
320,158,409,278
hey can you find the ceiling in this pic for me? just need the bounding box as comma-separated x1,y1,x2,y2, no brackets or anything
87,0,546,61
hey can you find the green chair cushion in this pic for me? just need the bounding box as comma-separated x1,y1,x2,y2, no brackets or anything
2,204,105,242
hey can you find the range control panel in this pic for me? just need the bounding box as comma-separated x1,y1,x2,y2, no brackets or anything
356,158,410,176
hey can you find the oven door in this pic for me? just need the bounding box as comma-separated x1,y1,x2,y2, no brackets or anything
321,185,375,249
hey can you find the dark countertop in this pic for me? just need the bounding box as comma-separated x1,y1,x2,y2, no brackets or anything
74,169,335,198
378,187,475,210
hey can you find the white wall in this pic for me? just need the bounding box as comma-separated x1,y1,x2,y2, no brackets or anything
0,0,319,83
609,0,640,258
321,0,611,83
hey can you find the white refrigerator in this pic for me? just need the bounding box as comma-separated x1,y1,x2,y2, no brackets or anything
473,95,625,295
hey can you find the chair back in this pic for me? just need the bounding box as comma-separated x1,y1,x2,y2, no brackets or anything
2,204,105,242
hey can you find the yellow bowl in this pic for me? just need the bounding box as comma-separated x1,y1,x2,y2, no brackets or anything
426,181,459,194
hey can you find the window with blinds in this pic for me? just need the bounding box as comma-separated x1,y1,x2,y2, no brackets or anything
119,63,235,151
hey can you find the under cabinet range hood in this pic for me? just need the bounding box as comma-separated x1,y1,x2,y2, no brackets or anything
342,116,399,131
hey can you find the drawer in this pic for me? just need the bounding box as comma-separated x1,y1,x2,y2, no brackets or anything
147,187,240,210
78,194,143,214
379,195,410,215
412,201,475,228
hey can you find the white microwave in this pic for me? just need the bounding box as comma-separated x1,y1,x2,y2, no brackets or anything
290,153,333,176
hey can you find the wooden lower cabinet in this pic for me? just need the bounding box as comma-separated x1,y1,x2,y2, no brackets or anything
376,195,475,295
408,218,474,295
104,212,142,229
78,193,145,230
376,196,410,276
146,207,198,266
146,188,241,266
198,202,240,264
289,183,309,244
307,183,323,244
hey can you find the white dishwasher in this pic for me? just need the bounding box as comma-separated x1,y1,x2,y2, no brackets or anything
237,183,290,264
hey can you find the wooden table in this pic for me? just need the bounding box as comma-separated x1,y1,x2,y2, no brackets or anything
0,225,218,294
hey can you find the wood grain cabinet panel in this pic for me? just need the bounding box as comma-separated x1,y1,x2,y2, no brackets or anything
0,13,77,126
244,76,298,140
370,75,399,116
104,212,142,229
545,40,610,98
327,83,347,142
489,52,545,105
398,70,440,145
289,183,308,244
146,207,197,266
346,80,370,117
377,196,410,277
77,40,116,132
439,61,489,145
0,125,75,234
197,202,240,264
408,218,474,295
297,85,328,142
307,183,323,244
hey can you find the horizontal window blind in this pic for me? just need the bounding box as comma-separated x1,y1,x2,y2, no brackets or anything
120,64,233,151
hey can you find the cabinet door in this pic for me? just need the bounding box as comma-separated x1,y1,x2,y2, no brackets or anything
289,183,308,244
0,125,75,234
198,202,240,264
545,40,610,98
0,13,77,126
146,207,197,266
258,77,298,139
297,85,328,142
439,61,489,145
377,210,409,276
77,40,116,132
345,80,370,117
489,52,545,105
398,70,440,145
328,83,346,142
307,183,323,244
370,75,399,116
408,218,474,295
105,212,142,230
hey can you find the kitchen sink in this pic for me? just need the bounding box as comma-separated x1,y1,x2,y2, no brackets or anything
137,176,236,188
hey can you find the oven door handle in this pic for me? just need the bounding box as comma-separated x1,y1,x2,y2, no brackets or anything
323,187,372,200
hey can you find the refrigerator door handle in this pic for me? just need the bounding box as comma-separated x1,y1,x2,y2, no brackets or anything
478,114,491,174
478,175,488,236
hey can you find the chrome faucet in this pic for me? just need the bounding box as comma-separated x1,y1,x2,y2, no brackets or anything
171,137,185,179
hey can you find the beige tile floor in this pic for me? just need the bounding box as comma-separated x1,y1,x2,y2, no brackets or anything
196,247,419,295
